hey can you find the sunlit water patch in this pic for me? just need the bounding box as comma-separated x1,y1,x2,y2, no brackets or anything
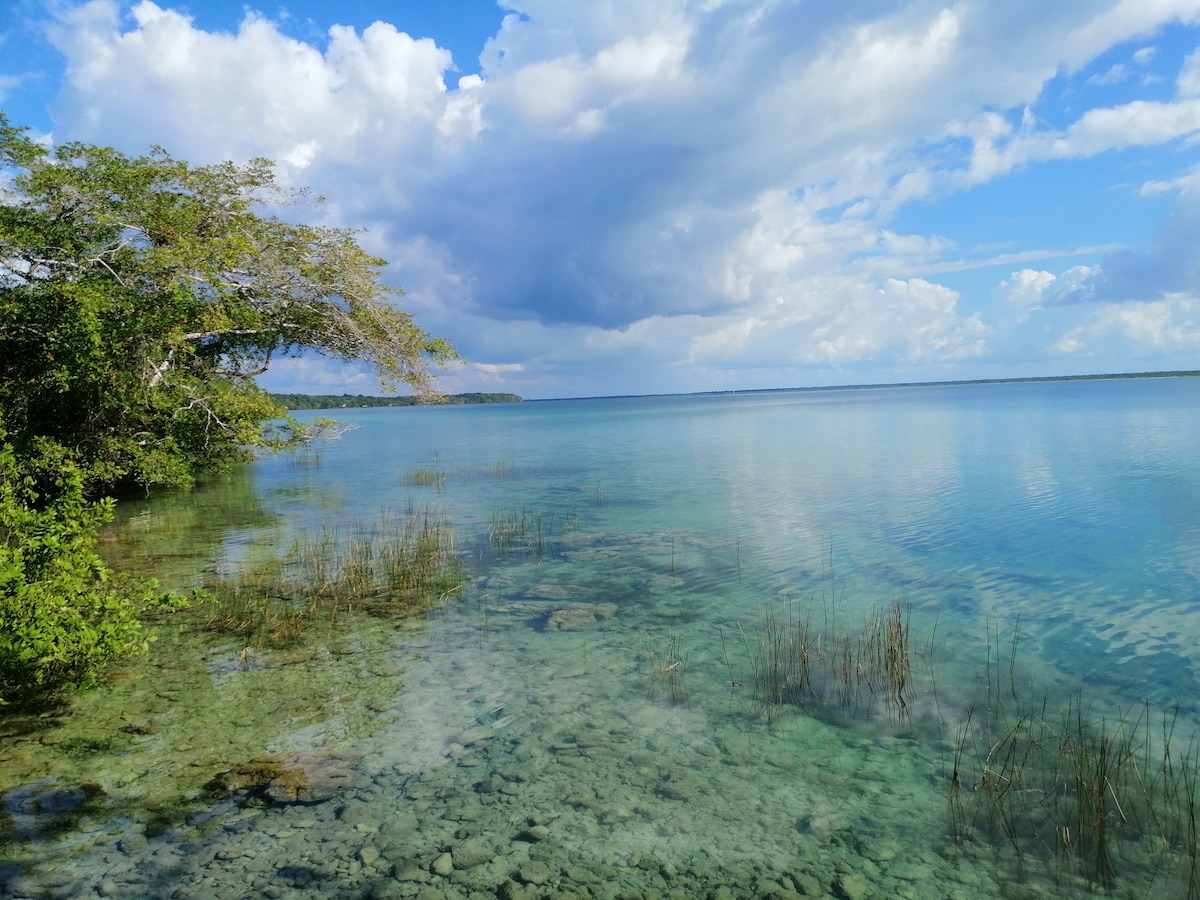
3,378,1200,898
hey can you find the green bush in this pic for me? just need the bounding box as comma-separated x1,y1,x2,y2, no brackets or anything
0,435,165,704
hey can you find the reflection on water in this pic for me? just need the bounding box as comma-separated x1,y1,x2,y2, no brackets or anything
96,467,280,588
3,377,1200,897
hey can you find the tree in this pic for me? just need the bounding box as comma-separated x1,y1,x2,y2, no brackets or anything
0,113,457,699
0,112,457,495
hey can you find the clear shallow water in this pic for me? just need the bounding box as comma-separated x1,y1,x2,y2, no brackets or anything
3,377,1200,898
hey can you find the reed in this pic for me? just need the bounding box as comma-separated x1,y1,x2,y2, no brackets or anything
945,626,1200,895
203,510,464,644
404,467,446,489
738,597,913,725
560,499,579,536
487,506,546,559
643,629,689,707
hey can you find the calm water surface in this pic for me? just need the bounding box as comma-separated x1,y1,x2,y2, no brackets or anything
2,377,1199,898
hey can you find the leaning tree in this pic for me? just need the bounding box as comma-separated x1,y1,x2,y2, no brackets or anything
0,113,457,700
0,112,457,494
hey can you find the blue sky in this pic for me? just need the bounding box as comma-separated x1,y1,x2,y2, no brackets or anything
4,1,1200,399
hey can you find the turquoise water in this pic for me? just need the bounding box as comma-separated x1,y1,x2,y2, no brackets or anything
3,377,1200,898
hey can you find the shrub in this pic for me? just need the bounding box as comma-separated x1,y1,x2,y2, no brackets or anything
0,434,170,704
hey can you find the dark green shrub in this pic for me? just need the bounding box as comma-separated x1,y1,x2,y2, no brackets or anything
0,435,167,703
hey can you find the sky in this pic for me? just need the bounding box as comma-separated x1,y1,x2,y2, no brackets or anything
4,1,1200,399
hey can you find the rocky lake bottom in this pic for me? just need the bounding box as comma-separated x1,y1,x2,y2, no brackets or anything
4,528,1198,900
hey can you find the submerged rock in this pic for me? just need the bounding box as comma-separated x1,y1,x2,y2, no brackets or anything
545,603,618,631
526,584,584,601
205,750,357,804
451,840,494,869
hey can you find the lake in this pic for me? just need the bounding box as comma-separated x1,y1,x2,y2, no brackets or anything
3,376,1199,898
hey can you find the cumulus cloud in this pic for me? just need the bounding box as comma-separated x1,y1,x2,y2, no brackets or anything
1050,297,1200,356
21,0,1200,395
1013,176,1200,311
47,1,470,172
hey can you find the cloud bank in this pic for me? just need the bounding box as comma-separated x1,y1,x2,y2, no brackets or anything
19,0,1200,396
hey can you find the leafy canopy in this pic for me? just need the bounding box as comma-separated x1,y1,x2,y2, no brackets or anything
0,112,457,494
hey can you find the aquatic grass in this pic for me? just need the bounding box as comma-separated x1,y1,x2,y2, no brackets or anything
404,467,446,490
642,629,689,707
736,603,812,725
203,510,465,645
485,501,583,559
865,600,912,720
738,597,913,726
483,461,515,479
487,506,546,559
560,498,579,537
945,626,1200,896
288,449,322,467
202,560,310,645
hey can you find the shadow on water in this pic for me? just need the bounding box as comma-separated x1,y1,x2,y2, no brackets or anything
98,466,280,591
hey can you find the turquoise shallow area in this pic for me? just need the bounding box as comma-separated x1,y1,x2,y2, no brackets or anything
3,378,1200,898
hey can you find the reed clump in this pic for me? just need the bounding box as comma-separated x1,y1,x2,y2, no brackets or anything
404,467,446,489
204,510,464,645
488,506,546,558
946,622,1200,896
739,598,913,725
642,629,689,707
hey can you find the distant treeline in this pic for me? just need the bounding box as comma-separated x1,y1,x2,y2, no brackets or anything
273,392,523,410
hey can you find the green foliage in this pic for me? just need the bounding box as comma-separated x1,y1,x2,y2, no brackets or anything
0,111,457,495
0,431,173,704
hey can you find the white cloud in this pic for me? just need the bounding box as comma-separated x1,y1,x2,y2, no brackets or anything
1180,47,1200,96
28,0,1200,396
958,93,1200,187
1050,296,1200,354
995,266,1102,313
998,268,1059,313
685,275,987,370
1088,63,1130,85
48,1,465,175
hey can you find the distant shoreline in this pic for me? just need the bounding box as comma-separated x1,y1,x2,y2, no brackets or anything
274,370,1200,409
525,369,1200,403
272,392,523,410
703,368,1200,396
